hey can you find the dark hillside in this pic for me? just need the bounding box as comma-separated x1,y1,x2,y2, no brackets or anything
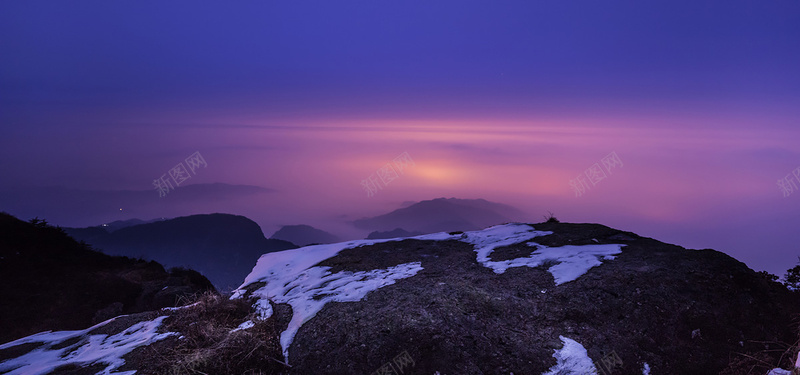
66,213,298,291
0,212,215,344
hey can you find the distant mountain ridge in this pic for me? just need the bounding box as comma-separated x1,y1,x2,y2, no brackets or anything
353,197,529,234
65,213,297,291
101,218,165,232
269,224,340,246
366,228,423,239
0,183,275,228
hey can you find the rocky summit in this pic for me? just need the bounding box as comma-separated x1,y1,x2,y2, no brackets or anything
1,222,798,375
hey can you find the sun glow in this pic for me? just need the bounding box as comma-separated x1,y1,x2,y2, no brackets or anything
410,164,465,185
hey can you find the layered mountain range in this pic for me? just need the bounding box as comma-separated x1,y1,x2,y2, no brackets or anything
65,214,297,291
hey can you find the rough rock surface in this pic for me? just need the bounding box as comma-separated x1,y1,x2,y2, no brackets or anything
261,223,800,374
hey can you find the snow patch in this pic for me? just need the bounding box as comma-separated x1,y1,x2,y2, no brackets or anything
161,301,200,311
231,320,255,333
541,336,597,375
461,223,623,284
231,299,274,333
261,262,423,361
768,369,792,375
0,316,176,375
238,252,424,361
253,299,273,320
237,233,454,292
529,244,623,285
642,362,651,375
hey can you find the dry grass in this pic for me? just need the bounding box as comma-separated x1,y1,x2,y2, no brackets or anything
719,338,799,375
143,291,288,375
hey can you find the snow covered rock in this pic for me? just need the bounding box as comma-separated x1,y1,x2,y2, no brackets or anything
2,221,798,375
228,222,800,374
0,314,175,375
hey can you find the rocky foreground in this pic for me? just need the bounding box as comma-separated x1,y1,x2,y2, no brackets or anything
1,221,799,375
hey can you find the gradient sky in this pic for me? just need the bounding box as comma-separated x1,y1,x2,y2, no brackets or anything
1,1,799,276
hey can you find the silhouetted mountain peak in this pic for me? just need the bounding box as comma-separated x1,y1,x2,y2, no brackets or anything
353,197,529,234
65,213,297,291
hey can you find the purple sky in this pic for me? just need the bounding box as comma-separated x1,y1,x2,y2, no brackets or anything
1,1,799,276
